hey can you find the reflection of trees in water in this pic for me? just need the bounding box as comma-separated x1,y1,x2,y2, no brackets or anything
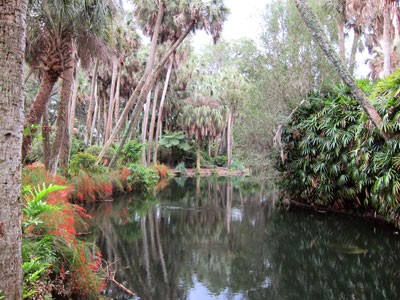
89,178,400,300
263,210,400,300
88,177,274,299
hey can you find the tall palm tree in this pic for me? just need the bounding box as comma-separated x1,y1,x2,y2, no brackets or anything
180,97,228,172
22,0,116,162
102,0,229,167
347,0,400,77
0,1,27,298
380,0,399,76
293,0,385,134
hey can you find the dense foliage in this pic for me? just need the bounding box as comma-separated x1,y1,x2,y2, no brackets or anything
277,70,400,227
21,181,103,299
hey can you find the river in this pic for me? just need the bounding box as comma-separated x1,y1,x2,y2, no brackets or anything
87,177,400,300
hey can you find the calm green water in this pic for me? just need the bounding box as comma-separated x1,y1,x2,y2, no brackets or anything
88,177,400,300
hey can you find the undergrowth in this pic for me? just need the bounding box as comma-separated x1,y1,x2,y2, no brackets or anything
277,72,400,227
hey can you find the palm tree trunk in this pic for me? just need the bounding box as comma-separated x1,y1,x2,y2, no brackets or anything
0,1,27,298
42,102,51,170
226,111,232,168
105,58,118,141
98,20,196,166
196,142,201,172
141,91,152,166
114,66,122,124
90,88,99,146
84,59,99,145
383,2,391,76
213,138,219,158
102,94,107,144
337,17,346,62
349,29,360,75
49,45,74,175
294,0,384,132
153,57,173,164
67,58,80,159
147,82,160,163
22,71,59,162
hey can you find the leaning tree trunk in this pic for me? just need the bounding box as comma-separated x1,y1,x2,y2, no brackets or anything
0,1,27,298
97,1,166,165
153,57,173,164
49,44,74,175
103,21,196,167
293,0,384,132
107,66,162,168
114,66,122,124
21,71,59,162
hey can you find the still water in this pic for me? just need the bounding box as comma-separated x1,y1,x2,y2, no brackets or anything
88,177,400,300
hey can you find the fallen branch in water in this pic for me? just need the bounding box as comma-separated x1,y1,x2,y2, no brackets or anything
102,259,138,297
107,276,138,297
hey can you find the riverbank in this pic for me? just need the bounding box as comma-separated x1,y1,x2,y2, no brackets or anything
285,199,400,232
21,162,166,299
172,166,250,177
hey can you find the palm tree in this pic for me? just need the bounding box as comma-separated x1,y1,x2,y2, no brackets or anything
99,0,229,167
180,97,228,172
293,0,385,134
22,0,116,163
0,1,27,298
380,0,399,76
347,0,400,77
335,0,347,61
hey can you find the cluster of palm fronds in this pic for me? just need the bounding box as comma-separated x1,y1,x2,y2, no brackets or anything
277,70,400,226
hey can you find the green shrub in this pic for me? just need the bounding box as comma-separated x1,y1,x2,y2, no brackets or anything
69,152,103,175
214,155,227,167
277,76,400,226
121,140,143,165
127,163,159,189
86,145,115,162
70,136,85,158
230,160,245,171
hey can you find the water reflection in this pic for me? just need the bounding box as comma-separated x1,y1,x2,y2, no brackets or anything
88,177,400,300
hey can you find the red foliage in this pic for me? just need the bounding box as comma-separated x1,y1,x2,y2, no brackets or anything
153,164,169,178
23,163,67,187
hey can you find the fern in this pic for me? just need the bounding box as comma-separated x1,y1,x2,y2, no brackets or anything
22,184,66,228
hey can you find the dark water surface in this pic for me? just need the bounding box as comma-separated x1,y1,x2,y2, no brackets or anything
88,177,400,300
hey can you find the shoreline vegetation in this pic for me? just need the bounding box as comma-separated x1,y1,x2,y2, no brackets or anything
21,160,251,299
21,161,166,299
172,166,250,177
275,70,400,231
3,0,400,298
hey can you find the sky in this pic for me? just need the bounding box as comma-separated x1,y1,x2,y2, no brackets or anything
123,0,269,47
193,0,268,48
